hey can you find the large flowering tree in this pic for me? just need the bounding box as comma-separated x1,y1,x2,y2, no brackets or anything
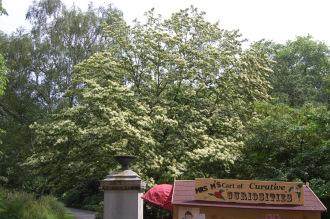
31,7,272,195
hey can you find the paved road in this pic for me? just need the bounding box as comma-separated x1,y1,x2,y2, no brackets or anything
66,208,96,219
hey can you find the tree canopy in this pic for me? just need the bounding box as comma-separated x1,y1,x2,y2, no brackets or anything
270,36,330,106
31,7,273,195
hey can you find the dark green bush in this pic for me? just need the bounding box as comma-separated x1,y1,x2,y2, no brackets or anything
321,198,330,219
61,180,102,211
0,188,73,219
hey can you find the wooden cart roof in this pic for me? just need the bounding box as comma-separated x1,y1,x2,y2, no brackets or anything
172,180,327,212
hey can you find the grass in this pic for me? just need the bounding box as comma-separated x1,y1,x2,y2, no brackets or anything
0,188,73,219
64,212,75,219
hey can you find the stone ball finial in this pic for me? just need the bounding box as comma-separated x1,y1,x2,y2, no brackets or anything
114,155,136,170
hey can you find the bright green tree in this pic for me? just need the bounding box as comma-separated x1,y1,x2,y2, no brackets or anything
31,7,273,199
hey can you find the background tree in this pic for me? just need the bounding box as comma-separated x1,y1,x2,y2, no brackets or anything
0,0,121,191
0,51,7,183
25,0,120,111
270,36,330,107
235,103,330,178
0,0,7,16
234,103,330,215
0,53,6,96
0,0,8,122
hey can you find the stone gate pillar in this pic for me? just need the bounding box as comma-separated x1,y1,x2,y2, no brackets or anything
101,155,146,219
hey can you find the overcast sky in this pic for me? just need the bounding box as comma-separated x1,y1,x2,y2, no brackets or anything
1,0,329,45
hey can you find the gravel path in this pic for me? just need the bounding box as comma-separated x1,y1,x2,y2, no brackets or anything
66,208,96,219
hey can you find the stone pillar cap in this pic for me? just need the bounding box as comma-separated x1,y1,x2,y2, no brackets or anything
104,169,142,181
101,169,146,191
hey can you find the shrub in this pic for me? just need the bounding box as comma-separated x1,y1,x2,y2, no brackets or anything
0,188,73,219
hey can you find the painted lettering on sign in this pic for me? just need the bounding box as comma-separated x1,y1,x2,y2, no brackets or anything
195,178,304,205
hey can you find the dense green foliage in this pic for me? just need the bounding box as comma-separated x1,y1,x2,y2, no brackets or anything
0,0,329,217
0,53,7,178
235,37,330,196
0,0,120,191
236,103,330,183
0,54,6,96
270,36,330,106
31,7,272,196
0,188,73,219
